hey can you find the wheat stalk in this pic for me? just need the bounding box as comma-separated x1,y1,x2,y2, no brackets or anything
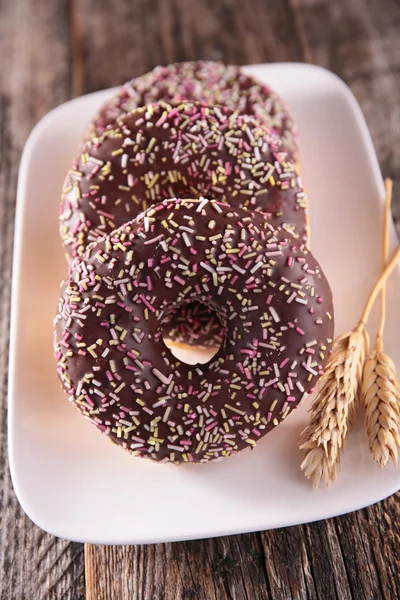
361,179,400,467
300,185,400,487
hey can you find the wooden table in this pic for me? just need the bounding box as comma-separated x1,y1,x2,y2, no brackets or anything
1,0,400,598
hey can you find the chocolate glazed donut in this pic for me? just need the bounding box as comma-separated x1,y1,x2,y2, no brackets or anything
85,61,299,158
60,101,307,260
54,198,334,465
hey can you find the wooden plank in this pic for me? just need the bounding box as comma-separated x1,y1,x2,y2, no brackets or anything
291,0,400,233
74,0,301,91
0,0,84,599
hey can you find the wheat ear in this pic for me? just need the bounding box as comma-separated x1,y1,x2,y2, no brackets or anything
361,180,400,466
300,240,400,488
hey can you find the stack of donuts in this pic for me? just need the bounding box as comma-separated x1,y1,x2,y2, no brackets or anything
54,62,334,464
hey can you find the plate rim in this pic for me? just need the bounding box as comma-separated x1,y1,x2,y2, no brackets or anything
8,62,398,544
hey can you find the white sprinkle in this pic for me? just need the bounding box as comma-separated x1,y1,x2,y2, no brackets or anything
250,261,263,274
152,368,172,385
196,198,209,212
269,307,280,322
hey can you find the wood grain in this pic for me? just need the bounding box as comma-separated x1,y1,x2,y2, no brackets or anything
1,0,400,598
0,1,84,599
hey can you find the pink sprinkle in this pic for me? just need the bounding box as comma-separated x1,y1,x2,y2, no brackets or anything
139,294,155,312
156,113,167,127
174,275,185,285
287,256,293,267
279,358,289,369
98,210,115,219
287,396,296,402
168,107,179,119
296,327,305,336
205,422,218,431
252,429,261,437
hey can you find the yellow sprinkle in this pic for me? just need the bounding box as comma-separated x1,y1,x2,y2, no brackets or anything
148,173,159,189
225,403,245,415
245,439,256,446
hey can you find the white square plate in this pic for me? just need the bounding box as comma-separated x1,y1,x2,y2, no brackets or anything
9,63,400,544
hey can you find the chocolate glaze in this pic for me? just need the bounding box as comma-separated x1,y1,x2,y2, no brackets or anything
85,61,298,157
60,101,308,260
55,198,334,464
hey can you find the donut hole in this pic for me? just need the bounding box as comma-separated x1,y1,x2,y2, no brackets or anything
161,301,225,365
